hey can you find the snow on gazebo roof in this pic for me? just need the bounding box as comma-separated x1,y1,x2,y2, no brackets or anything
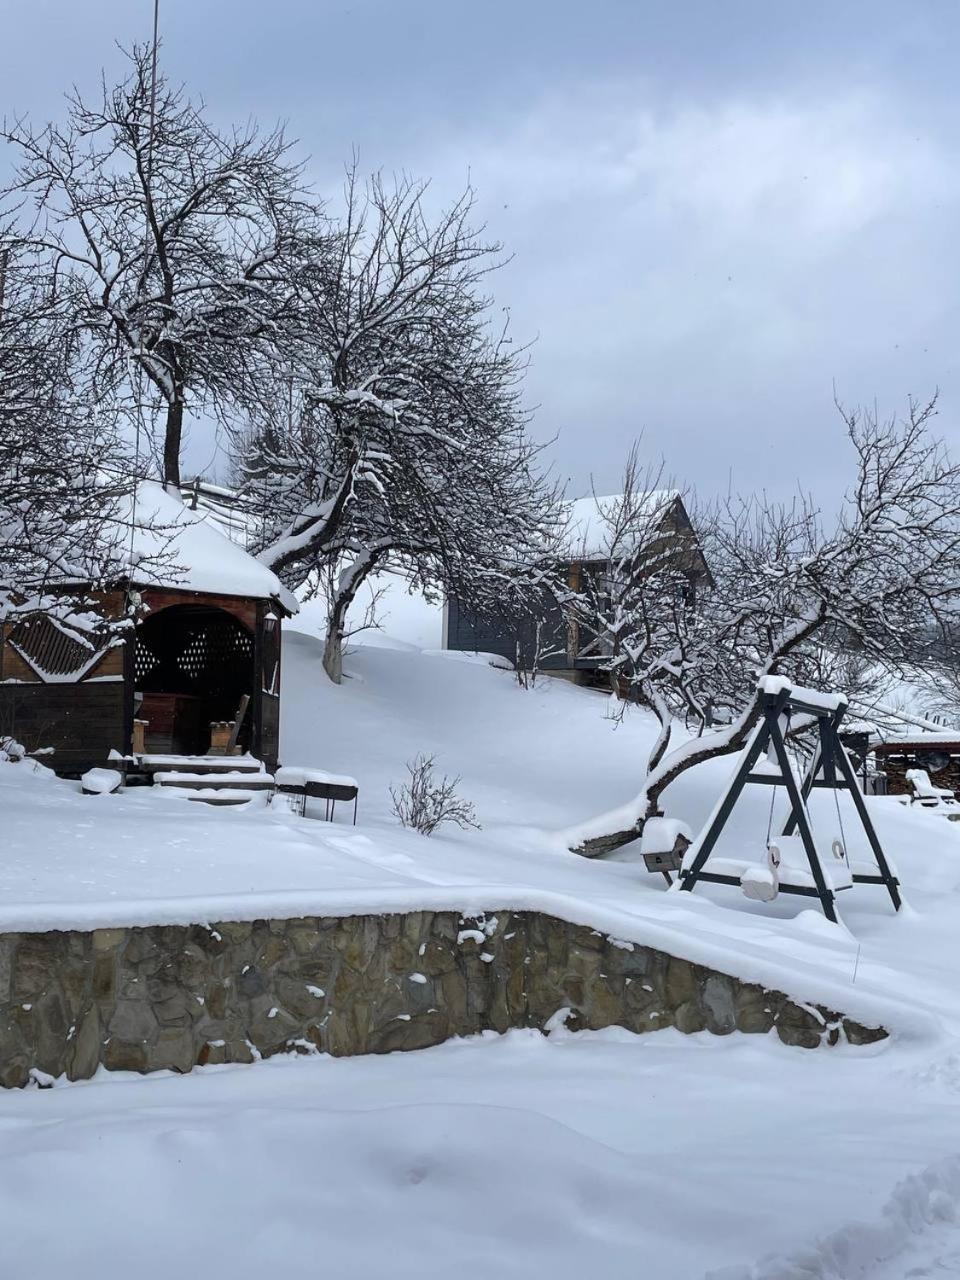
558,490,680,561
124,481,298,612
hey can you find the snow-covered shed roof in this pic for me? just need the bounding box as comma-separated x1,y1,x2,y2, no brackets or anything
873,733,960,751
124,482,298,612
558,490,680,561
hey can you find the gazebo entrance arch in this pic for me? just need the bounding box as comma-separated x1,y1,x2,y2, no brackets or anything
134,602,256,757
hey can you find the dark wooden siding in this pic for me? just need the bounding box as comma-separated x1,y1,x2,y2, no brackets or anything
254,604,281,769
445,591,570,671
0,682,126,775
140,588,257,631
259,695,280,770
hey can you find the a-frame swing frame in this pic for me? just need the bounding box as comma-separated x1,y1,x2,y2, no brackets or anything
678,681,902,923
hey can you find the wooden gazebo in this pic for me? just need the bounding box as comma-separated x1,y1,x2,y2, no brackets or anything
0,483,297,775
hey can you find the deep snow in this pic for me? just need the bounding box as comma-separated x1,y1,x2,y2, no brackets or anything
0,630,948,1036
2,1028,960,1280
3,618,960,1276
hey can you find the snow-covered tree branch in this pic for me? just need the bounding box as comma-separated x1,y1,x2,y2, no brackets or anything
0,245,159,660
1,45,319,490
237,172,564,682
564,397,960,854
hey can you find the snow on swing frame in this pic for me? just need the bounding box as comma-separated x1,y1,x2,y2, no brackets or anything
675,676,903,924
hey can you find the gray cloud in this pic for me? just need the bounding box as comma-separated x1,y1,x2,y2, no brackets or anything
3,0,959,505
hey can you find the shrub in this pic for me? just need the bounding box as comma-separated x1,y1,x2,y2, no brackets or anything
390,754,479,835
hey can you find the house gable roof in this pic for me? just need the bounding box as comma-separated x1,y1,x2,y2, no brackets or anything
558,490,681,561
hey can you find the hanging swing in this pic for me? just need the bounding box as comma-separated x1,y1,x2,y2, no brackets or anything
677,677,901,924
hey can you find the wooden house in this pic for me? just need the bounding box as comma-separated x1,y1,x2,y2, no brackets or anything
444,490,709,684
0,483,296,775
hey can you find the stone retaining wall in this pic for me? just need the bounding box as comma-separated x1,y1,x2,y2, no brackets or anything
0,909,886,1087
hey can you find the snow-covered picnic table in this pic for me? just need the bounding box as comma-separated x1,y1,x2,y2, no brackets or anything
273,765,360,822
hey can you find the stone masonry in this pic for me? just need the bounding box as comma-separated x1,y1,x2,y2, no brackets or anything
0,909,886,1087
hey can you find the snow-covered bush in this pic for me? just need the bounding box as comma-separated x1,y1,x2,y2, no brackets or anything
0,736,27,763
390,754,479,835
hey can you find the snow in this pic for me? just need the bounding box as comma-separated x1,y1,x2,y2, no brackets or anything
877,731,960,746
119,481,297,610
757,674,847,710
5,619,960,1274
80,767,122,795
274,765,358,789
1,1029,960,1279
139,753,264,771
640,816,692,853
0,628,948,1033
559,490,679,560
293,576,443,651
153,770,276,784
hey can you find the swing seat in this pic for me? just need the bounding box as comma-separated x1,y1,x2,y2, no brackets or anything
767,835,853,892
683,853,852,893
741,864,779,902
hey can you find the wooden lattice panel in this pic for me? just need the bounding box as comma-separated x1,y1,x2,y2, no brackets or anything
8,616,99,680
135,608,253,696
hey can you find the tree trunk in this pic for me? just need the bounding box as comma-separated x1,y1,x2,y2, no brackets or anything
322,617,345,684
163,398,184,490
320,547,391,685
322,587,355,684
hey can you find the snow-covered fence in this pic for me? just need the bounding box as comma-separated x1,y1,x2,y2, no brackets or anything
0,909,885,1088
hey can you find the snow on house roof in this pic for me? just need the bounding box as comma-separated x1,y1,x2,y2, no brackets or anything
124,482,298,612
559,491,679,560
872,733,960,750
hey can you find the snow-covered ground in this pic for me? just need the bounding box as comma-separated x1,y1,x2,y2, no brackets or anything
3,616,960,1276
2,1025,960,1279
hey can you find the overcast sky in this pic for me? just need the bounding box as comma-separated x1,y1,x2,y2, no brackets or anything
4,1,959,502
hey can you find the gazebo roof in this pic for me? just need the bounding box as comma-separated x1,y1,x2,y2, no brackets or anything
124,482,298,613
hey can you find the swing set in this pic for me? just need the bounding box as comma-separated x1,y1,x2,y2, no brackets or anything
677,677,902,924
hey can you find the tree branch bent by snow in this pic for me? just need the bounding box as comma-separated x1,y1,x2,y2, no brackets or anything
563,395,960,854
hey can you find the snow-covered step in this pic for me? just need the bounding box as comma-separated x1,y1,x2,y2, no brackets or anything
139,754,266,776
154,771,275,791
165,787,261,807
154,783,267,803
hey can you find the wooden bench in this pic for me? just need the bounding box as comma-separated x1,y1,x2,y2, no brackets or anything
905,768,957,808
273,766,359,824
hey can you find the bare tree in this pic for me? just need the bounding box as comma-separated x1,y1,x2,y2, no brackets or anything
239,173,564,682
565,397,960,854
0,249,131,630
2,45,317,489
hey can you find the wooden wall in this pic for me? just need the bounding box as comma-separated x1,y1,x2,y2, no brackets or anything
874,746,960,798
0,682,126,775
